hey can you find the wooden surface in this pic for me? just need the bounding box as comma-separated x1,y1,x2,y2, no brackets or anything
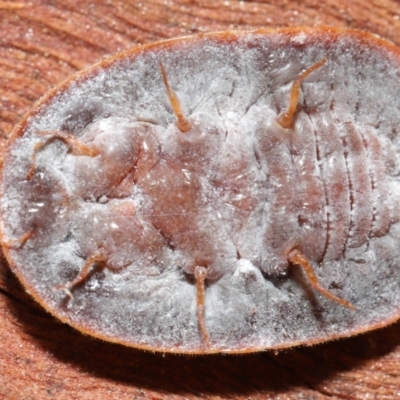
1,1,400,398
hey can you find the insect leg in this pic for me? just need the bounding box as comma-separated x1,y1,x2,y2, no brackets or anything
160,63,191,133
26,130,101,180
276,58,327,129
1,230,33,248
194,265,210,346
54,249,107,300
287,248,355,310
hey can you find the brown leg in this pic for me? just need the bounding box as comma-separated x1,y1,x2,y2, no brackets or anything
194,265,210,346
1,230,33,248
276,58,327,129
288,248,355,310
26,130,101,180
160,64,191,133
54,249,107,300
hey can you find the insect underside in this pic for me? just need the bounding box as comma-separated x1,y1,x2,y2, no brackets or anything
9,58,356,348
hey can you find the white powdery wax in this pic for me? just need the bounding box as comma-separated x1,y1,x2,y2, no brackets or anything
2,28,400,353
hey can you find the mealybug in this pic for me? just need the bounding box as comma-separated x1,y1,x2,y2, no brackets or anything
2,28,400,353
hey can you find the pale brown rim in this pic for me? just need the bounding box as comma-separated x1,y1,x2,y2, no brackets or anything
2,26,400,354
6,26,400,147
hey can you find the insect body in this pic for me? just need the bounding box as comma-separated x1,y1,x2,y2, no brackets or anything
1,28,400,353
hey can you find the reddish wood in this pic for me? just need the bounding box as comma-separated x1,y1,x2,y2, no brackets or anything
1,0,400,398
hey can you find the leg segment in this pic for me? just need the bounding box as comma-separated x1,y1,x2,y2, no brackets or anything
54,249,107,300
1,230,33,248
27,130,100,180
160,64,191,133
288,248,355,310
276,58,327,129
194,265,210,346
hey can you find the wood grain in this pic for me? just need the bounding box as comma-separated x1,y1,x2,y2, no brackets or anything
1,1,400,398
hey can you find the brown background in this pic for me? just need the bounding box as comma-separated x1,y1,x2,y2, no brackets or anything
1,1,400,399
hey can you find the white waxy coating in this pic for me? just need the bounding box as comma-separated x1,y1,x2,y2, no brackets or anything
2,28,400,353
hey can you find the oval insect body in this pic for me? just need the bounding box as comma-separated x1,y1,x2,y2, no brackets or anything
2,27,400,353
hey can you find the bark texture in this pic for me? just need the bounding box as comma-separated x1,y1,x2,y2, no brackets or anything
1,1,400,399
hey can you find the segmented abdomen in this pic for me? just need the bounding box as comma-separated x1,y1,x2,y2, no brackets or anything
267,107,396,267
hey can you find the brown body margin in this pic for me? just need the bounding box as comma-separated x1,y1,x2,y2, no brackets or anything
276,58,327,129
288,248,355,310
26,130,100,180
